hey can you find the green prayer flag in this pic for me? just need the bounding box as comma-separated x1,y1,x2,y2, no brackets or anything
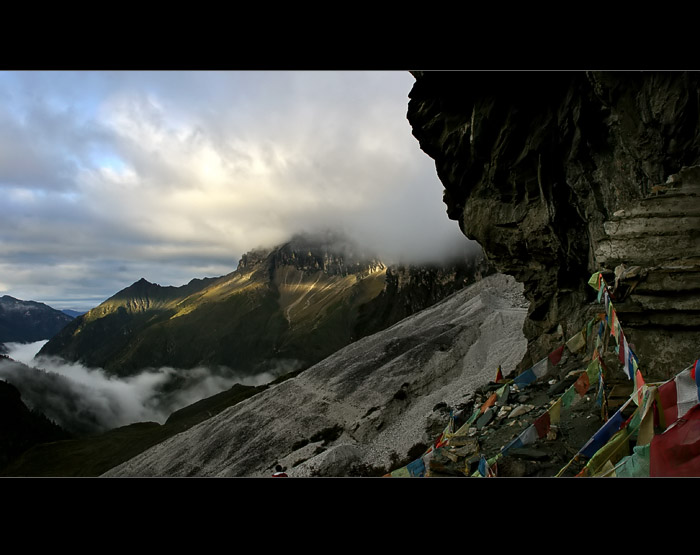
561,385,577,408
614,444,650,477
586,359,600,382
390,466,410,477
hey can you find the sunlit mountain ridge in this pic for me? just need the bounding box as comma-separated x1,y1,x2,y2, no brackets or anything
39,232,487,378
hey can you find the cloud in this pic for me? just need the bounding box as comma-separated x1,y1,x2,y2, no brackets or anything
0,71,472,311
0,340,287,436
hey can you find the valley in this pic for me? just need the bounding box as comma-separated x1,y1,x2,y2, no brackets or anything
0,233,489,476
2,70,699,478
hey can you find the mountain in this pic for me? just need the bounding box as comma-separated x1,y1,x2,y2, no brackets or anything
2,271,516,477
0,370,71,470
0,295,74,345
61,310,85,318
39,232,486,378
102,272,528,477
13,72,698,478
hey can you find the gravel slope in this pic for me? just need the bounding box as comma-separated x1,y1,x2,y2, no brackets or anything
103,273,528,477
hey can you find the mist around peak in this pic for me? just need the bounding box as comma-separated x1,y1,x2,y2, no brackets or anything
238,226,484,272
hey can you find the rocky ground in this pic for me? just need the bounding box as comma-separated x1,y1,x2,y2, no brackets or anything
416,347,635,478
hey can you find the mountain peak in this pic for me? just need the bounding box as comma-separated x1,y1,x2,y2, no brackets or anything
235,232,385,278
0,295,74,343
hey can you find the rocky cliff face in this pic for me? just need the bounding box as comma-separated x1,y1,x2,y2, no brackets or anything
407,71,700,380
355,248,492,337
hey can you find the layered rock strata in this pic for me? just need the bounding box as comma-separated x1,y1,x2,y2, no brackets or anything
407,71,700,379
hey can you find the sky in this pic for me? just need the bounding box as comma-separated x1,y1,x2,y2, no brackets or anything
0,70,473,313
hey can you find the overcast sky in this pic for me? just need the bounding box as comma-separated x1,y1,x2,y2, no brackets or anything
0,70,473,312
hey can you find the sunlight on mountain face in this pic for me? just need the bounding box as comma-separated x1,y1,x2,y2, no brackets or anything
274,265,387,326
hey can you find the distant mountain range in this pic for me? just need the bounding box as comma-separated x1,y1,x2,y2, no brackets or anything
0,295,74,345
39,233,490,378
61,310,86,319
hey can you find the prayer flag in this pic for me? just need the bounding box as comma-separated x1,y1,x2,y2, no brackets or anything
635,369,646,406
586,359,600,381
407,457,426,477
655,366,698,430
588,272,602,291
389,466,410,477
532,357,549,378
561,384,577,408
513,368,537,387
675,366,699,420
533,411,551,439
480,392,498,414
478,455,487,477
574,372,590,396
595,371,605,407
578,406,627,459
502,424,539,455
548,345,565,366
610,309,617,337
548,398,562,425
584,427,632,476
566,330,587,353
614,444,650,477
650,404,700,477
586,318,595,341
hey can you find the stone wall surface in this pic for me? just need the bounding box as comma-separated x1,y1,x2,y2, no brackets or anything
407,71,700,379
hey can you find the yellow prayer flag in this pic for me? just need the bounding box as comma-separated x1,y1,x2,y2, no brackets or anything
566,330,587,353
548,397,562,425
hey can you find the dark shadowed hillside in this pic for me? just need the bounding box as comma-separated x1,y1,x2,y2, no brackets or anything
0,296,74,345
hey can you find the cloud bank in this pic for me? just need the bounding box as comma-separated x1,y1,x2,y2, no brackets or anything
0,71,472,312
0,341,285,436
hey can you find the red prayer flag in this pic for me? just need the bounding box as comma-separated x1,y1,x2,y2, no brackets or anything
534,411,551,439
650,404,700,477
548,345,565,366
574,372,590,396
